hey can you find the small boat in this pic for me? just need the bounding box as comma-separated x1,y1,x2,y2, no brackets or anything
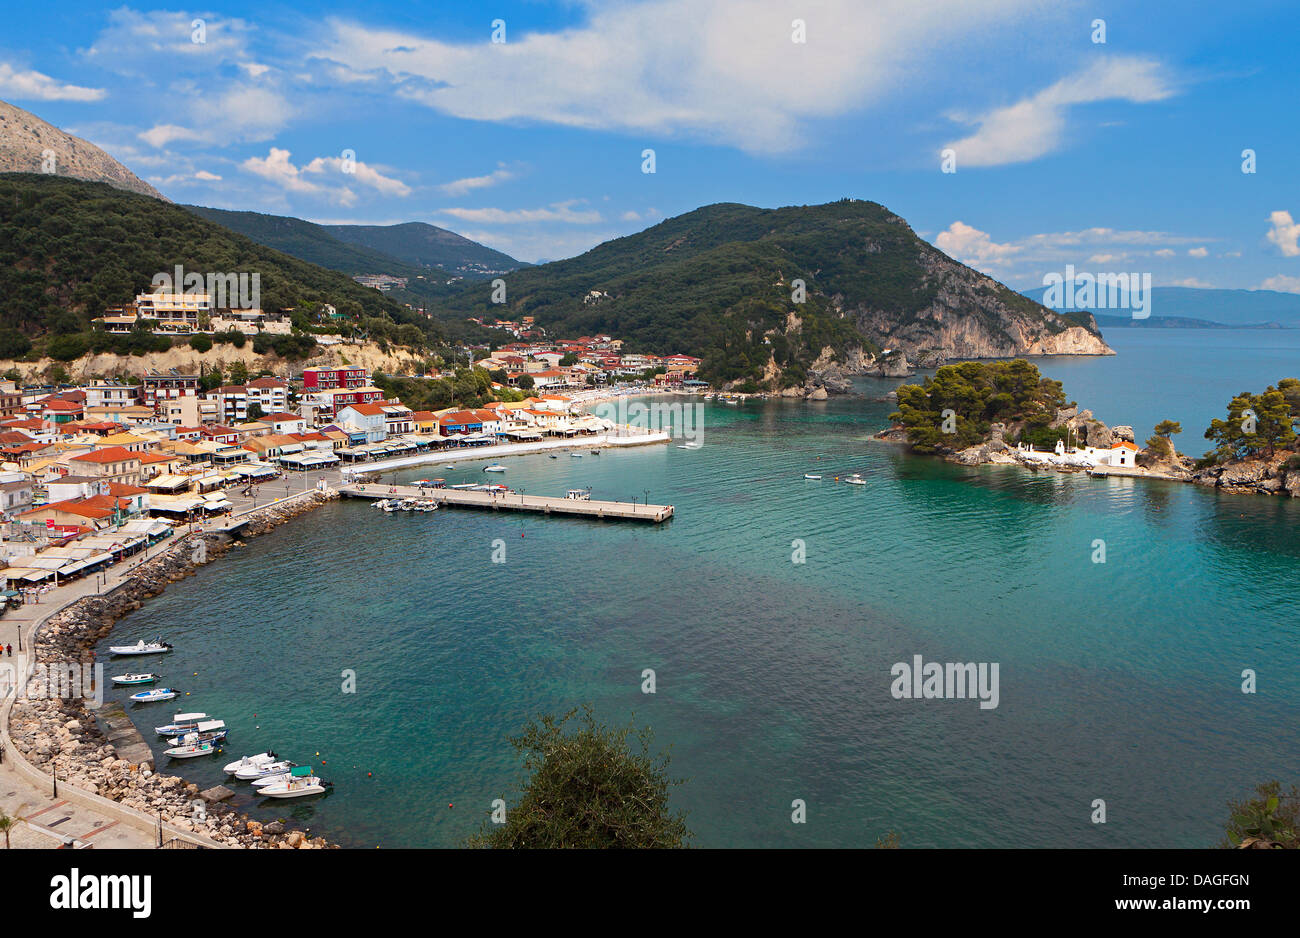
111,673,158,686
165,739,221,760
129,687,177,703
259,766,330,799
483,465,507,473
677,442,703,450
843,473,867,486
569,452,582,458
109,637,172,656
565,489,592,501
548,453,559,459
371,499,390,510
804,473,822,480
590,449,601,455
234,759,295,781
444,465,456,470
224,752,278,775
412,479,430,486
166,722,228,746
155,712,209,735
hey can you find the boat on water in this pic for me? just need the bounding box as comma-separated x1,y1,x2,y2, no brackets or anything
224,751,278,775
569,452,582,458
412,479,430,486
566,488,592,501
258,766,330,798
843,473,867,485
165,739,221,760
804,473,822,480
165,721,228,746
129,687,177,703
111,673,158,686
548,453,559,459
590,449,601,455
677,441,703,450
483,465,507,472
234,758,296,781
109,637,172,656
155,712,209,735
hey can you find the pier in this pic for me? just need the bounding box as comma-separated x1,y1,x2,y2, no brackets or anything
338,484,674,523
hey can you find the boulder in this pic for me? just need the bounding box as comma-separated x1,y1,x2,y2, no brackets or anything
1112,425,1135,443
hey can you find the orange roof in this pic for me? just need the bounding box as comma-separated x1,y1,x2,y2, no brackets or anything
70,446,140,464
138,452,175,464
343,403,386,416
1113,440,1140,450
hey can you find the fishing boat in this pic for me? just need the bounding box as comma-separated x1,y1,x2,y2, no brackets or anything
843,473,867,485
109,637,172,656
548,453,559,458
165,739,221,760
129,687,177,703
569,452,582,458
111,673,158,686
224,752,278,775
234,758,295,780
483,464,507,472
155,712,209,735
251,770,303,788
590,449,601,455
165,721,228,746
381,500,400,513
371,499,390,510
804,473,822,480
258,766,330,798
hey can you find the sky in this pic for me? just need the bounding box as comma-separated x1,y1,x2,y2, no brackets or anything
2,0,1298,293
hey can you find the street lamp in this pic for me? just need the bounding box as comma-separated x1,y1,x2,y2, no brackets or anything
644,489,650,506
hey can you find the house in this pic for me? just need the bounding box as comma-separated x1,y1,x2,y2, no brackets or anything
0,478,34,519
334,403,388,444
84,382,140,410
67,446,144,486
259,412,308,435
438,408,503,438
246,376,290,414
142,371,201,409
301,366,368,390
381,403,414,437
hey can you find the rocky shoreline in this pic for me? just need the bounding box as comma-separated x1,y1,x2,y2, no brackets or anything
7,491,341,848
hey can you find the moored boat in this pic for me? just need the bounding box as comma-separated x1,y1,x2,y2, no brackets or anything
129,687,177,703
234,758,295,780
165,721,228,746
109,637,172,656
111,673,159,685
483,464,507,472
155,712,209,735
165,738,221,759
224,751,278,775
843,473,867,485
804,473,822,480
258,766,330,798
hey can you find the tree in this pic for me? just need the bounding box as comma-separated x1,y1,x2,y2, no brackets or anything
189,333,213,353
1145,419,1182,459
0,808,14,848
1204,384,1297,461
246,403,263,421
517,374,534,391
468,706,690,849
228,360,249,385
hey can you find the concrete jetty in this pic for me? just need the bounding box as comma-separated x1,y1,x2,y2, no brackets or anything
339,484,674,523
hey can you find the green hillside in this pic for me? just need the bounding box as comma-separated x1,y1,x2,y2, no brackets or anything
0,174,441,351
426,200,1091,386
326,222,523,278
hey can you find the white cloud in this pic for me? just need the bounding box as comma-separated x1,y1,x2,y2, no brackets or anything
242,147,326,195
304,156,412,197
1088,253,1125,264
620,210,643,222
941,56,1174,167
1166,278,1213,288
935,221,1021,265
1154,248,1176,258
1266,210,1300,257
0,63,105,102
195,170,222,181
83,9,256,68
1259,275,1300,294
138,124,206,148
309,0,1046,154
438,164,519,197
437,201,603,225
149,170,225,186
1187,246,1208,257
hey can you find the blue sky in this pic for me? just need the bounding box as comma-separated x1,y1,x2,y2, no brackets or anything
3,0,1299,292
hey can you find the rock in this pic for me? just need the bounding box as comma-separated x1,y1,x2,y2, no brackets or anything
806,386,828,401
1218,460,1268,486
264,820,286,835
1112,425,1134,443
286,831,305,847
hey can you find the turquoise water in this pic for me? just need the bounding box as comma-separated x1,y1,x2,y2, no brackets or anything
96,329,1300,848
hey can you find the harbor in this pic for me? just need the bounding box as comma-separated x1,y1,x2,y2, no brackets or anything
339,483,675,523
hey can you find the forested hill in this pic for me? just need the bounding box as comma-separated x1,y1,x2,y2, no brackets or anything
425,200,1109,388
324,222,524,278
0,174,436,340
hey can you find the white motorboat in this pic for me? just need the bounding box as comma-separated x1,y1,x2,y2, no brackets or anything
569,452,582,458
677,441,703,450
224,751,278,775
234,759,295,780
372,499,390,510
483,465,507,472
843,473,867,485
155,712,209,735
165,739,220,759
129,687,177,703
548,453,559,458
251,768,318,788
804,474,822,480
111,673,158,685
166,722,228,746
109,637,172,656
258,767,330,798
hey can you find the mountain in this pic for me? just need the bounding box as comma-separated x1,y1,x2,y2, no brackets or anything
426,199,1110,388
0,174,434,340
324,222,524,279
0,98,166,201
183,205,442,279
1023,285,1300,328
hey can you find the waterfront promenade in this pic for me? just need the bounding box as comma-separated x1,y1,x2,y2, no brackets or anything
340,483,674,522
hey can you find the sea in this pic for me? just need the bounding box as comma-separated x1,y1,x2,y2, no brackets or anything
95,328,1300,848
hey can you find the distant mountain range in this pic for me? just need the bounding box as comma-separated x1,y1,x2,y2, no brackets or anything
0,98,165,200
184,207,523,282
425,199,1110,387
1022,285,1300,328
